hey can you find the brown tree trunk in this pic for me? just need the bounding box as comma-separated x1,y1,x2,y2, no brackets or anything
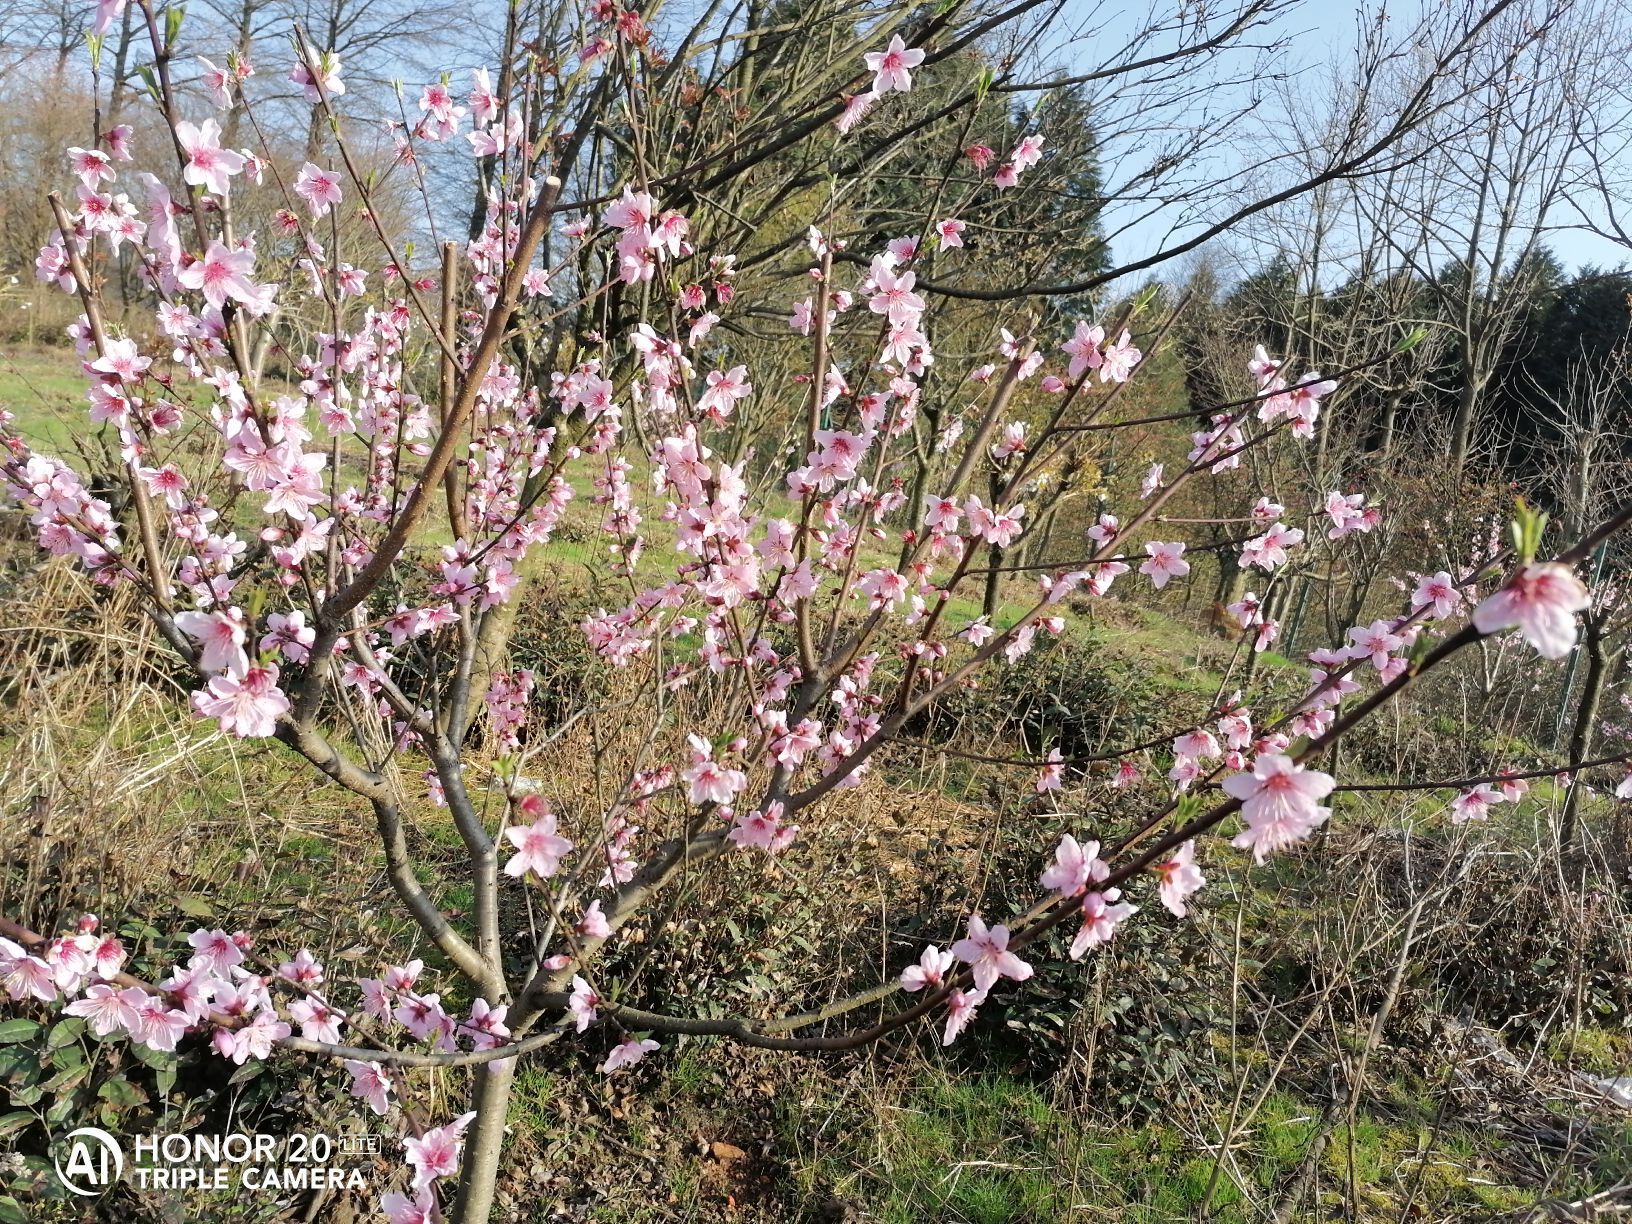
1560,615,1611,847
450,1059,517,1224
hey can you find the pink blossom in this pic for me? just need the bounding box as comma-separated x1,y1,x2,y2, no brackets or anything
175,608,248,674
198,57,234,108
863,34,926,95
92,0,128,35
0,939,58,1002
186,927,245,974
65,984,145,1037
381,1190,437,1224
1062,321,1104,379
1471,563,1590,659
1039,834,1107,896
1140,541,1189,589
1174,729,1220,760
131,996,190,1051
261,610,316,663
191,665,290,737
467,67,497,124
900,945,955,992
1240,522,1304,572
1010,134,1045,171
682,735,747,805
1346,619,1403,670
941,986,987,1044
867,261,925,325
291,52,345,103
923,494,961,532
836,91,876,134
1069,889,1137,958
568,976,600,1032
502,803,574,879
950,914,1033,992
220,1011,290,1070
288,998,345,1043
404,1111,477,1190
67,147,114,190
1450,784,1502,824
1412,571,1464,620
174,119,245,196
176,240,262,311
577,901,612,939
294,163,343,217
89,336,151,383
1111,758,1141,789
1099,329,1142,382
277,948,324,986
343,1059,394,1115
1222,754,1334,863
1326,490,1375,540
1035,747,1064,793
467,998,511,1051
727,800,799,853
104,124,134,160
601,1036,659,1073
1153,840,1204,917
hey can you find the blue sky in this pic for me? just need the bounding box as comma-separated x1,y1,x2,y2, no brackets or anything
1091,0,1630,283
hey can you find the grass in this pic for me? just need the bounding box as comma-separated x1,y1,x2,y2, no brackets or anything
5,348,1630,1224
0,344,93,454
785,1069,1548,1223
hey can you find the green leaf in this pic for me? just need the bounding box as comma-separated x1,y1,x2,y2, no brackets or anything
0,1195,26,1224
0,1113,33,1139
973,65,995,104
45,1089,88,1126
0,1020,40,1045
129,1043,175,1072
1507,497,1548,564
164,3,185,48
137,64,162,103
41,1063,89,1095
173,893,215,919
46,1019,85,1050
98,1076,146,1108
1392,324,1430,353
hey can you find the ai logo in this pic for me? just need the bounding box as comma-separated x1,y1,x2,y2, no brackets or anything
53,1126,125,1196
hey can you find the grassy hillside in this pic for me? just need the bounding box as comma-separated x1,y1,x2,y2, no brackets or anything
1,343,1629,1224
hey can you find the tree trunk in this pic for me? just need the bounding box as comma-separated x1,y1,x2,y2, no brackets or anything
982,544,1002,619
1375,389,1403,457
450,1059,516,1224
1448,367,1478,471
1559,616,1610,847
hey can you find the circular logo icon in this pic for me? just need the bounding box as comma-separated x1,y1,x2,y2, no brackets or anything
54,1126,124,1196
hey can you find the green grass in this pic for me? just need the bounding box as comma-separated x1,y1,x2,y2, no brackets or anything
0,344,97,454
782,1068,1550,1224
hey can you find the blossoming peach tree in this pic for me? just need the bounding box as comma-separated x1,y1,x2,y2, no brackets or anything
1,3,1626,1221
